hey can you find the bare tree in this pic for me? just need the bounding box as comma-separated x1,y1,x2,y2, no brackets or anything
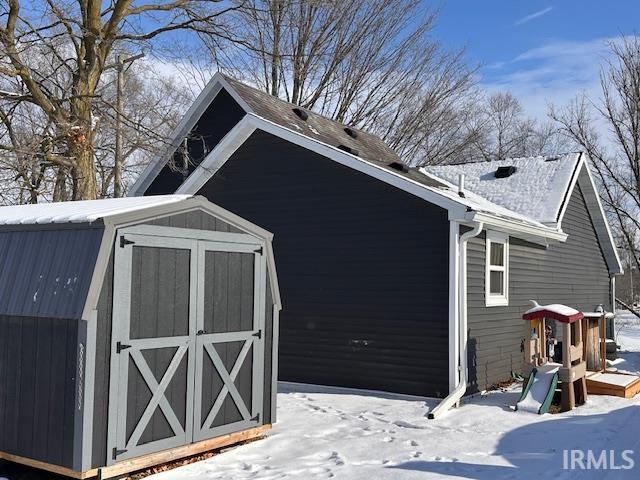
550,36,640,269
0,0,240,200
201,0,479,165
464,92,567,162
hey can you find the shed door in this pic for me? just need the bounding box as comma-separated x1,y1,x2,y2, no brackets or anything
108,231,265,464
193,242,265,442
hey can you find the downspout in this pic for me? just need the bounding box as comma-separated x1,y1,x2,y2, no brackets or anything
428,220,484,419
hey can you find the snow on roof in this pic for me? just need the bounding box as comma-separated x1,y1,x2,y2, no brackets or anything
0,195,192,225
422,182,552,229
523,302,584,323
422,153,582,224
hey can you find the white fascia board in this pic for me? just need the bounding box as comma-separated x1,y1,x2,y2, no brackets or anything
579,160,624,274
176,116,257,194
129,73,254,197
464,211,567,244
556,152,585,228
176,113,469,216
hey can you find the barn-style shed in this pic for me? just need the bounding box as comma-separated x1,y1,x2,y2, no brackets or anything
0,195,281,478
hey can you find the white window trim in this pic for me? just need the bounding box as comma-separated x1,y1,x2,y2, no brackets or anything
485,231,509,307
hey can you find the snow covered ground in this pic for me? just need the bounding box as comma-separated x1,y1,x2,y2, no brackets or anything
152,312,640,480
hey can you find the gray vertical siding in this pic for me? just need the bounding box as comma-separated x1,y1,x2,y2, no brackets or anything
262,277,275,424
92,250,114,468
148,209,242,234
0,315,79,468
195,130,451,398
466,184,611,393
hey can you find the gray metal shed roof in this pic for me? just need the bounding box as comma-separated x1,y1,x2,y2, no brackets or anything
0,195,191,225
0,226,103,319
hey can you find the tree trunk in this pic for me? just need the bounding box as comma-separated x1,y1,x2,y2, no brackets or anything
71,141,98,200
53,168,69,202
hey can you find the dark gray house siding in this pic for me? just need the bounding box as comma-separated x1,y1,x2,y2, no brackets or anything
466,183,611,393
195,130,451,397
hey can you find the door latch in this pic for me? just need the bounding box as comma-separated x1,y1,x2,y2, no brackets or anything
197,329,207,336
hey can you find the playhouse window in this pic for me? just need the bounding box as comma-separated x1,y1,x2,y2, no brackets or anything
486,231,509,306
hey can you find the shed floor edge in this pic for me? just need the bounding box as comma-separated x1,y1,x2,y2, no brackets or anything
0,424,271,479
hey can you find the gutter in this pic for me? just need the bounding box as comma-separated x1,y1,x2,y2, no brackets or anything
428,221,484,419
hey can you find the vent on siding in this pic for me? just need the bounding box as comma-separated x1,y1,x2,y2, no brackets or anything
388,161,409,173
344,127,358,139
495,166,517,178
337,144,359,156
292,107,308,121
545,156,560,162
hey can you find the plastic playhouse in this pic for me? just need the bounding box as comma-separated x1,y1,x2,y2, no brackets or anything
517,302,640,415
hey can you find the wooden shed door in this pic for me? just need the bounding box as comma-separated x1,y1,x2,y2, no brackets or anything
108,230,265,464
193,242,265,442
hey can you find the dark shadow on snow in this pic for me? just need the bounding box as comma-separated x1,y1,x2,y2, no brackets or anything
388,405,640,479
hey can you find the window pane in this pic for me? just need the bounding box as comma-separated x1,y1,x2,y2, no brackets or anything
490,242,504,266
489,271,504,295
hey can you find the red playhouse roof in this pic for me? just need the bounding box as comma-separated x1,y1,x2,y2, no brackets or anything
522,302,584,324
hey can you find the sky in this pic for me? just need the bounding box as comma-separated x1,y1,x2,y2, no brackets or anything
433,0,640,120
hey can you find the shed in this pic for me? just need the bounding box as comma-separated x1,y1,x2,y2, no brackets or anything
0,195,281,478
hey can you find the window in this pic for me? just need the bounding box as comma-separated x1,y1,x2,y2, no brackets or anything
486,231,509,306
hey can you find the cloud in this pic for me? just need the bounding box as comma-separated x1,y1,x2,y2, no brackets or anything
514,7,553,26
480,37,620,121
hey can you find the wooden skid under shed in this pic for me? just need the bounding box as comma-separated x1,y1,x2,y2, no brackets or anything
0,424,270,479
586,372,640,399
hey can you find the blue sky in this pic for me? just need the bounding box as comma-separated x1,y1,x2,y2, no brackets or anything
434,0,640,119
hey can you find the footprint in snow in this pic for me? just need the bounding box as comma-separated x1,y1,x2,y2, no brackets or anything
405,439,419,447
393,420,423,429
383,436,395,443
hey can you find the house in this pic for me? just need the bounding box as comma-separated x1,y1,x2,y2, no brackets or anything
131,73,622,409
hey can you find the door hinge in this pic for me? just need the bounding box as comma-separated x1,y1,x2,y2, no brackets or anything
116,341,131,353
112,447,127,460
254,246,263,255
120,236,135,248
251,413,260,422
253,330,262,339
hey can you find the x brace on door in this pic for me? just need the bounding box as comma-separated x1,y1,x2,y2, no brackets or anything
124,345,189,449
200,337,254,430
